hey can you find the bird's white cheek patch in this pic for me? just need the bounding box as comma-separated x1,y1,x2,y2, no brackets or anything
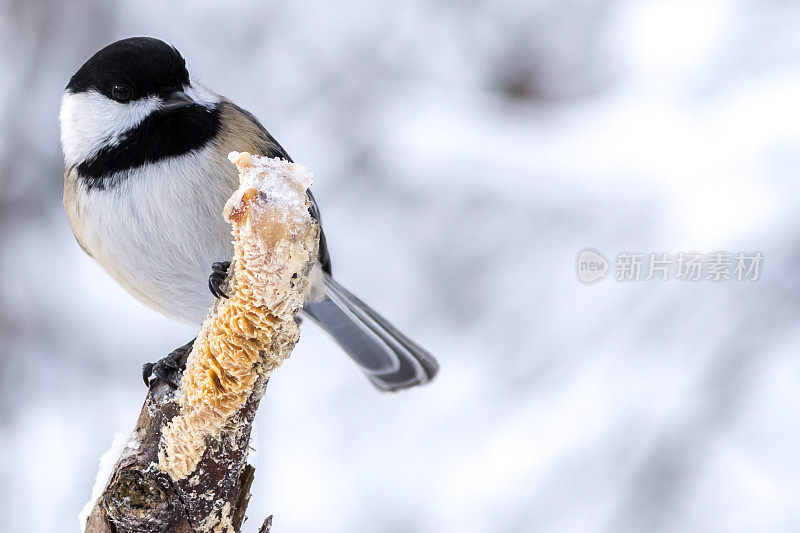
59,90,161,166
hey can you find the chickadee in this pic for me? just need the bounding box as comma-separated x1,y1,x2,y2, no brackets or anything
60,37,438,391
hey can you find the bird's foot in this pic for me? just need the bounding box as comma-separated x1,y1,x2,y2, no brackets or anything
209,261,231,299
142,338,195,388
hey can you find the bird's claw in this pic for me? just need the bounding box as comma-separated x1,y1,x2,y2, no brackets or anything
142,339,195,389
209,261,231,299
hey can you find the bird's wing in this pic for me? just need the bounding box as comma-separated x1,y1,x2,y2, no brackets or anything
216,101,332,274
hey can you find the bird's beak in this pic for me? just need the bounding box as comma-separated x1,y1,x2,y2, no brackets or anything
160,90,195,112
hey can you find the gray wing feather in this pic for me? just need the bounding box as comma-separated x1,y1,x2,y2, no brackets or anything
303,273,439,391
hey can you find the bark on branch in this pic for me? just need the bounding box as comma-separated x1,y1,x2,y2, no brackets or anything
84,153,319,533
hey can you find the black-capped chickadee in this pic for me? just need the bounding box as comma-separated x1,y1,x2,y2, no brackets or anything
60,37,438,391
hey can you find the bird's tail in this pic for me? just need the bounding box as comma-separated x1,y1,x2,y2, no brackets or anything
302,273,439,391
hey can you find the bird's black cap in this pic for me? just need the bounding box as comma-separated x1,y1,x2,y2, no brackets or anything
66,37,189,100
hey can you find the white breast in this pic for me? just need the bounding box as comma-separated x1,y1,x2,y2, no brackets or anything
68,146,237,324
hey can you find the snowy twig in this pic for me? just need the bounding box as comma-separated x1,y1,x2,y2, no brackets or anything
257,516,273,533
83,153,319,532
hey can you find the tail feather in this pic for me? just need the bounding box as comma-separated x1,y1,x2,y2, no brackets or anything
302,274,439,391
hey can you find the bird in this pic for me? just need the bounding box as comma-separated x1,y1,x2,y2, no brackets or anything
59,37,438,392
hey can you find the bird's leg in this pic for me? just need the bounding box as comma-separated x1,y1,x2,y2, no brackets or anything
208,261,231,299
142,338,195,388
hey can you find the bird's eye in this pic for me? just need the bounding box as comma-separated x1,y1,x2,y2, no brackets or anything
111,84,133,103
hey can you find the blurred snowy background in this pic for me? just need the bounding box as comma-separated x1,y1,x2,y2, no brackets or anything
2,0,800,531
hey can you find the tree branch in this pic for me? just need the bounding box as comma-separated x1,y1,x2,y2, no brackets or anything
83,153,319,532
